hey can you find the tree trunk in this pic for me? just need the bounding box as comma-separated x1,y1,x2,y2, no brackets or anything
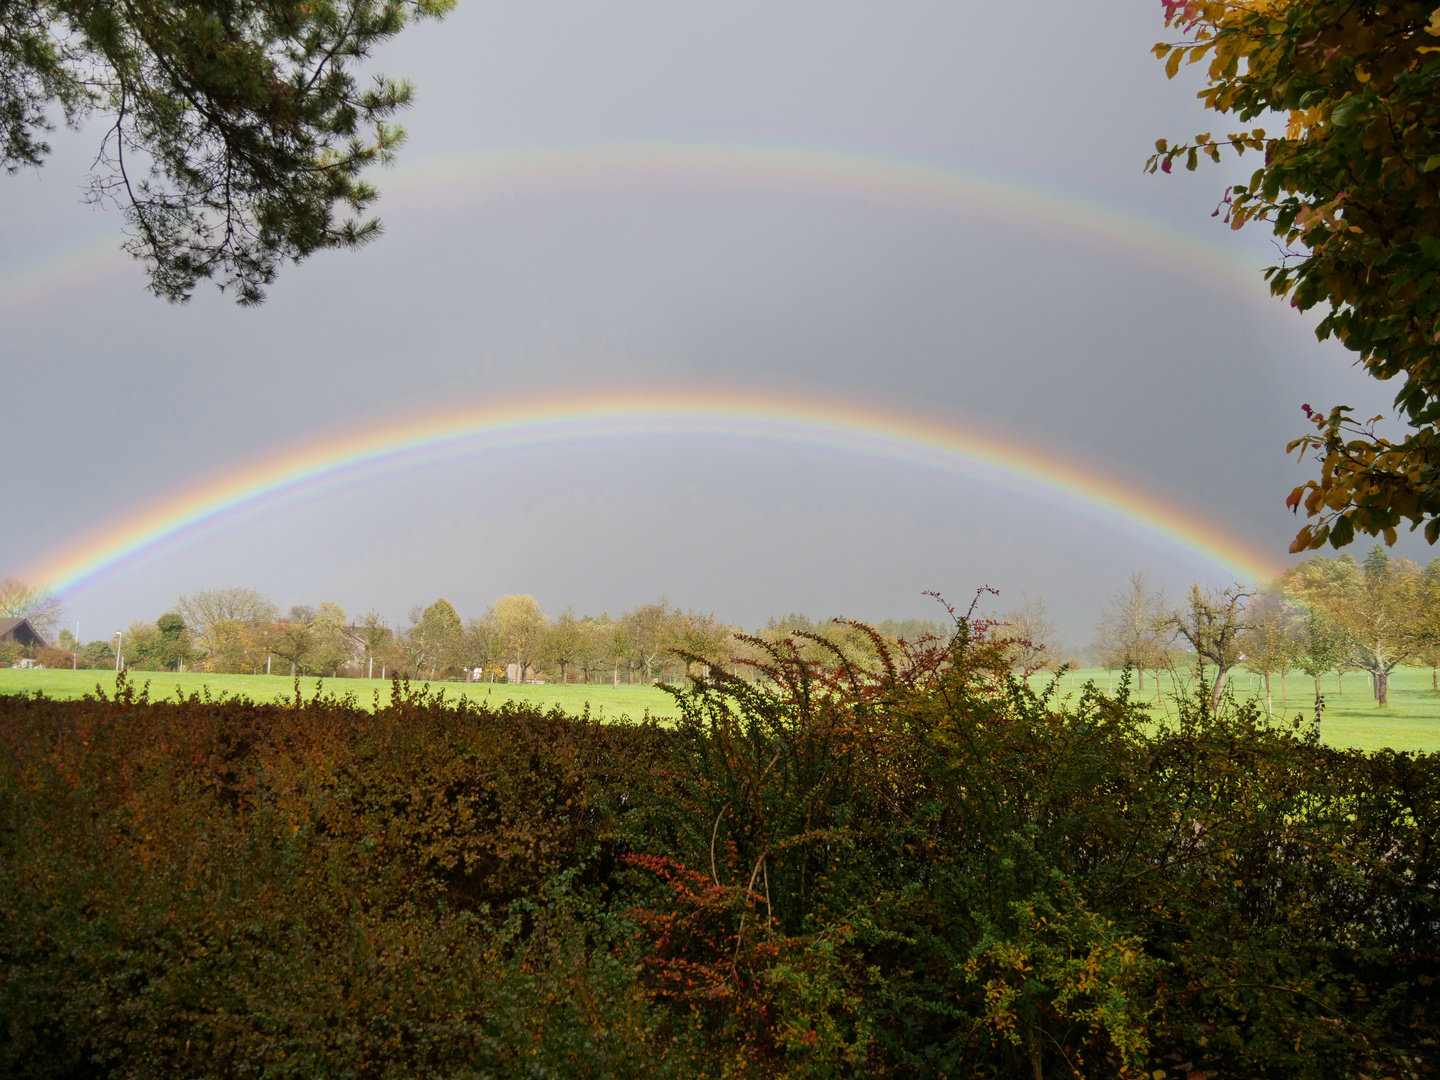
1211,665,1229,711
1138,667,1144,691
289,660,296,677
1338,670,1343,694
1432,664,1437,692
1264,673,1272,717
1376,668,1389,706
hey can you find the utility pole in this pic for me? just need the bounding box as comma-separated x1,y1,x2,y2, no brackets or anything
113,630,123,673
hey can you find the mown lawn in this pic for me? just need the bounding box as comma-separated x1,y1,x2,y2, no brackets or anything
1037,665,1440,754
4,665,1438,752
0,668,681,719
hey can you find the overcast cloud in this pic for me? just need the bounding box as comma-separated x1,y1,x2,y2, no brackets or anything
0,0,1420,648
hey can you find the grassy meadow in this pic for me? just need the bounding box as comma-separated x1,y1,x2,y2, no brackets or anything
4,663,1439,751
1037,665,1440,753
0,668,682,719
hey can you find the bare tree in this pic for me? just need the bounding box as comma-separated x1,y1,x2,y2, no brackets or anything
0,578,63,640
174,587,278,659
997,595,1057,677
1168,584,1253,711
1240,594,1298,717
1092,572,1168,693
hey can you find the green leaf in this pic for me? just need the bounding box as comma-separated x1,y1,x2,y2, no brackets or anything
1329,516,1355,548
1425,156,1440,173
1331,96,1367,126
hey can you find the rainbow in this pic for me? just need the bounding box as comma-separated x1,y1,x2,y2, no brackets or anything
386,143,1263,297
0,142,1265,312
21,387,1284,597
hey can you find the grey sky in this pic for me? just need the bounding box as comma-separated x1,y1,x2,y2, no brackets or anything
0,0,1420,648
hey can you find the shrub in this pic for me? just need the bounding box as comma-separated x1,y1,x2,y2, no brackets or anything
33,645,73,669
0,618,1435,1079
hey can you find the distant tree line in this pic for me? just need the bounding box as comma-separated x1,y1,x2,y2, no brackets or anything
10,546,1437,712
7,584,948,685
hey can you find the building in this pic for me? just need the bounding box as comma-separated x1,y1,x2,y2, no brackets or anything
0,618,47,650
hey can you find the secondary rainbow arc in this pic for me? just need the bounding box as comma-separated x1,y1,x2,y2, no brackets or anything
0,141,1266,313
22,387,1284,597
387,142,1262,297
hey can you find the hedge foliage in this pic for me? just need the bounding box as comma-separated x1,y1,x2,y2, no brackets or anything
0,614,1435,1078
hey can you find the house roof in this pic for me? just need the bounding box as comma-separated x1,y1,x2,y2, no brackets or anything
0,618,46,647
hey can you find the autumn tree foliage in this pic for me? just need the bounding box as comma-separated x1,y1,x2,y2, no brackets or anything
1,0,453,303
1152,1,1440,550
1281,545,1426,704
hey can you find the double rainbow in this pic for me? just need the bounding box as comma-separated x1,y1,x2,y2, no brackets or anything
23,387,1283,597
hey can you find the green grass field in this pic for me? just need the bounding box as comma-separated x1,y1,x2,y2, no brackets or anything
0,669,682,720
4,665,1438,753
1036,666,1440,754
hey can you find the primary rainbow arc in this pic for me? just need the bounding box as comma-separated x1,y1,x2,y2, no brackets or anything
23,387,1283,597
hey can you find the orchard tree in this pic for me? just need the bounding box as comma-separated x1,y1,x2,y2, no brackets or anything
455,614,497,682
624,600,676,683
310,602,351,675
492,594,546,683
272,620,314,677
997,595,1057,677
1168,584,1253,710
1408,556,1440,689
175,587,277,659
153,612,191,671
672,609,734,682
1152,2,1440,551
543,607,584,684
1241,596,1298,717
1093,572,1170,692
406,598,462,680
2,0,453,303
1294,607,1350,713
607,620,635,686
357,611,391,677
1282,546,1422,705
575,615,615,685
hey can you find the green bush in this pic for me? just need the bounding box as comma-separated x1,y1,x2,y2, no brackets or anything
0,616,1435,1079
